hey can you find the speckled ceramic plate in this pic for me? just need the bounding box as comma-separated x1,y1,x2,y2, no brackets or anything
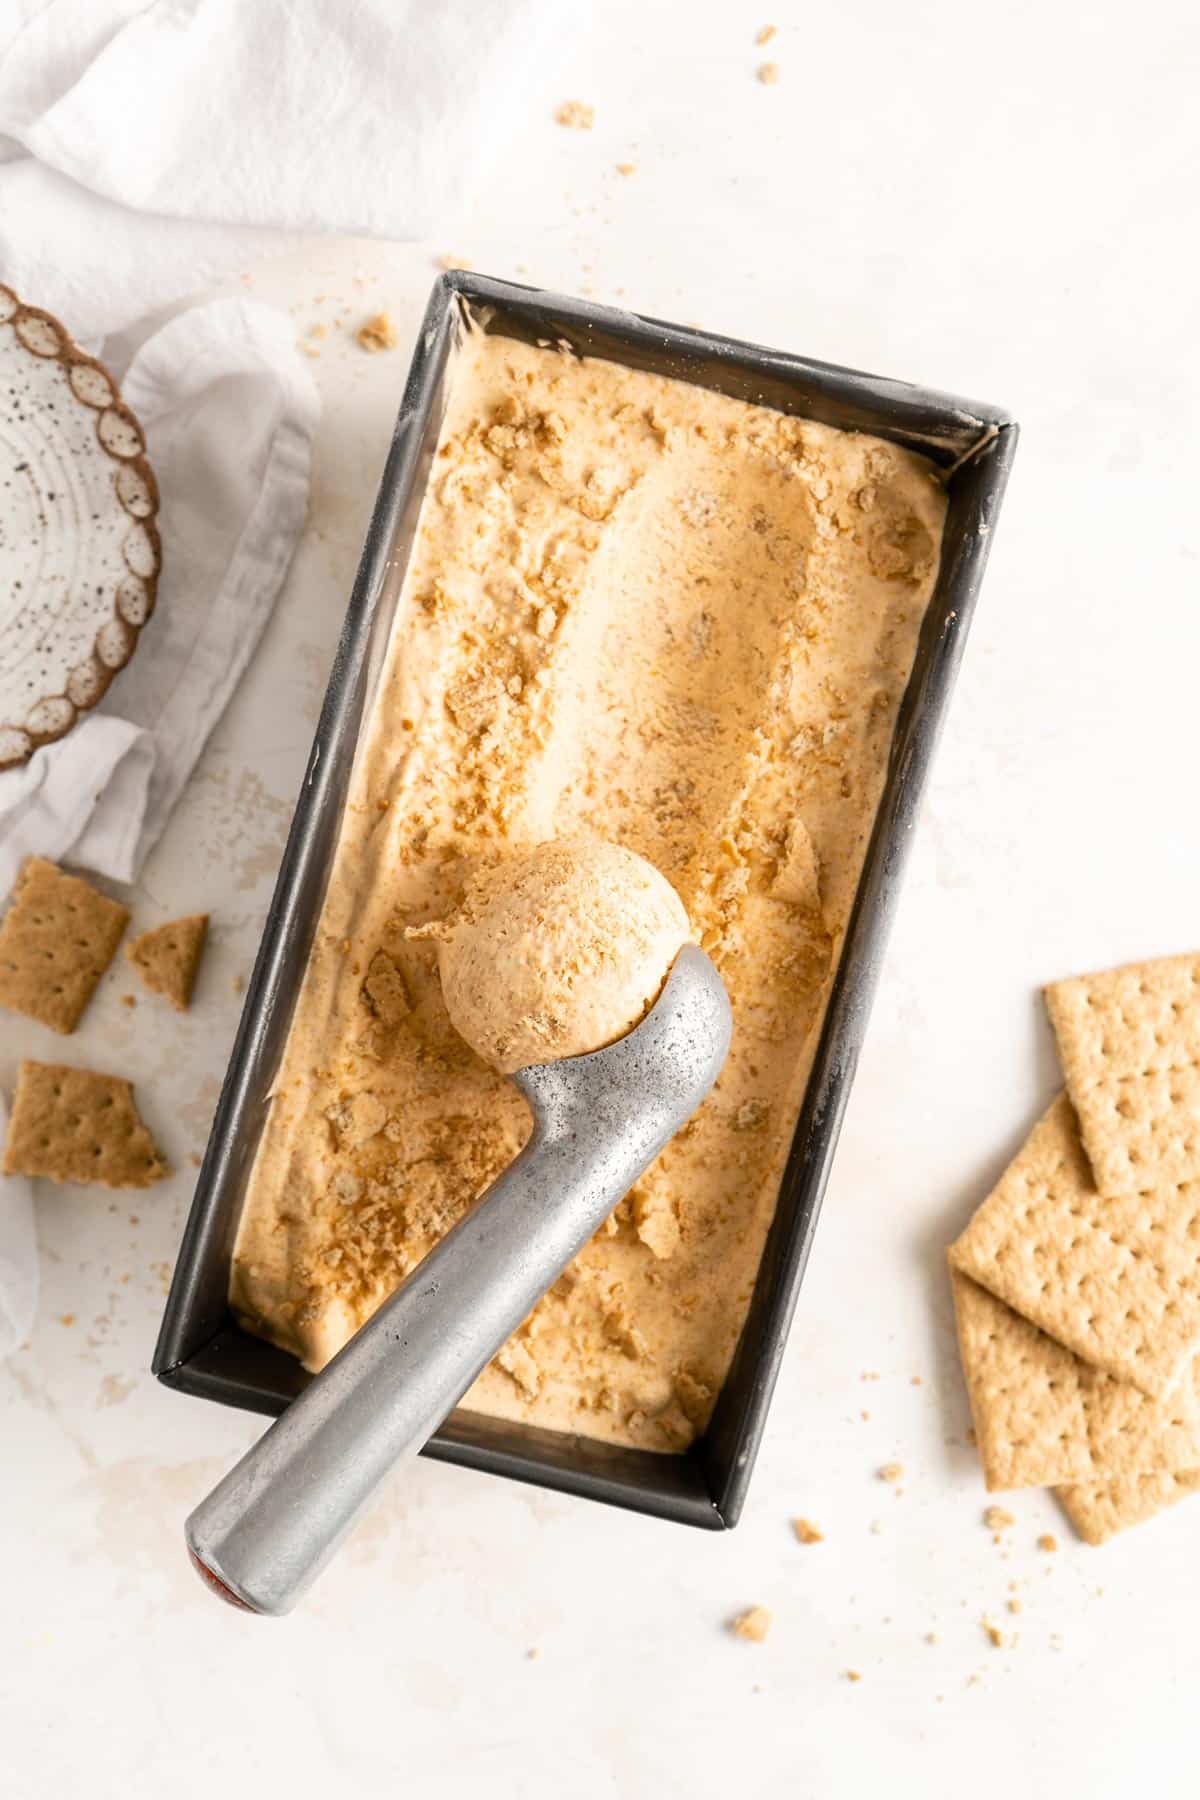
0,285,161,771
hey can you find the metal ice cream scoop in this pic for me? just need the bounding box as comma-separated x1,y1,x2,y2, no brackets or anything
186,945,731,1615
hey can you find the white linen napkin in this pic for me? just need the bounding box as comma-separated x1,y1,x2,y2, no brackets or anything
0,0,564,338
0,297,319,895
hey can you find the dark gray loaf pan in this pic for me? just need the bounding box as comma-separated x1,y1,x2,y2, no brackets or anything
153,272,1017,1530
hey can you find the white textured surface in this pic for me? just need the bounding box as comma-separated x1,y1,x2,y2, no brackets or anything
3,2,1199,1794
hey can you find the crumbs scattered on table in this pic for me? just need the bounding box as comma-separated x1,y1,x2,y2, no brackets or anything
925,1631,940,1645
845,1669,862,1683
982,1618,1015,1649
232,974,244,994
356,313,397,353
121,995,136,1008
1007,1597,1022,1615
616,162,638,176
59,1314,75,1327
1038,1534,1058,1553
910,1375,923,1386
757,62,780,84
730,1605,771,1643
190,1153,202,1168
526,1647,541,1662
861,1371,880,1382
878,1462,904,1484
755,24,776,44
554,101,594,129
792,1517,823,1544
984,1506,1015,1535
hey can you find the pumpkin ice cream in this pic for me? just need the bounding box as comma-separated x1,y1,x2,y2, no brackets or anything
230,324,946,1451
411,837,691,1073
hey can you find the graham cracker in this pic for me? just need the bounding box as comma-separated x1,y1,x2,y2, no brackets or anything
949,1094,1200,1398
950,1269,1200,1489
2,1059,169,1189
1045,952,1200,1197
0,857,129,1033
1057,1468,1200,1546
126,913,208,1011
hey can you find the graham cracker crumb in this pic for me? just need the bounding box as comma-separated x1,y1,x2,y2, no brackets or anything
1008,1598,1022,1615
730,1606,771,1643
878,1462,904,1483
983,1618,1013,1649
984,1506,1015,1533
792,1517,823,1544
757,62,780,84
526,1647,541,1662
1038,1534,1058,1553
356,313,398,353
845,1669,862,1683
925,1632,940,1645
554,101,594,130
59,1313,75,1327
911,1375,923,1386
616,161,638,176
121,995,136,1008
756,24,777,44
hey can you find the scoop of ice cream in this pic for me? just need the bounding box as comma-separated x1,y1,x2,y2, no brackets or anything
419,839,691,1074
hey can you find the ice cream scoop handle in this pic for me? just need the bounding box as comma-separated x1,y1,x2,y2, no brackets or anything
186,1091,676,1613
185,944,731,1616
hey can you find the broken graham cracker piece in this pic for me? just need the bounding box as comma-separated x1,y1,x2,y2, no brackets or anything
2,1059,168,1189
949,1094,1200,1399
730,1606,771,1643
949,1269,1200,1489
125,914,208,1011
355,312,397,352
0,857,129,1033
1044,951,1200,1196
1057,1467,1200,1546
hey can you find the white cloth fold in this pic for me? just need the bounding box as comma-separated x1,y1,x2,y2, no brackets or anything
0,0,564,338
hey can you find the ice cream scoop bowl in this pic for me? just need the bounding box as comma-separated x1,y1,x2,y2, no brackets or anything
185,945,732,1614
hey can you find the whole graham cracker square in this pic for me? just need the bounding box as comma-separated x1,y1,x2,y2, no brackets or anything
949,1269,1200,1490
949,1094,1200,1399
2,1060,168,1189
1045,951,1200,1196
1057,1467,1200,1546
0,857,129,1033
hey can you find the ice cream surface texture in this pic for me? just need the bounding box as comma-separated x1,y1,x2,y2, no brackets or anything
413,838,691,1073
231,321,946,1450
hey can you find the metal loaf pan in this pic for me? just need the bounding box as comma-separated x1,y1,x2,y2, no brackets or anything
153,273,1017,1530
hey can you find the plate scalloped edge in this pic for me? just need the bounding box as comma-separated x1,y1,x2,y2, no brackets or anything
0,284,162,772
